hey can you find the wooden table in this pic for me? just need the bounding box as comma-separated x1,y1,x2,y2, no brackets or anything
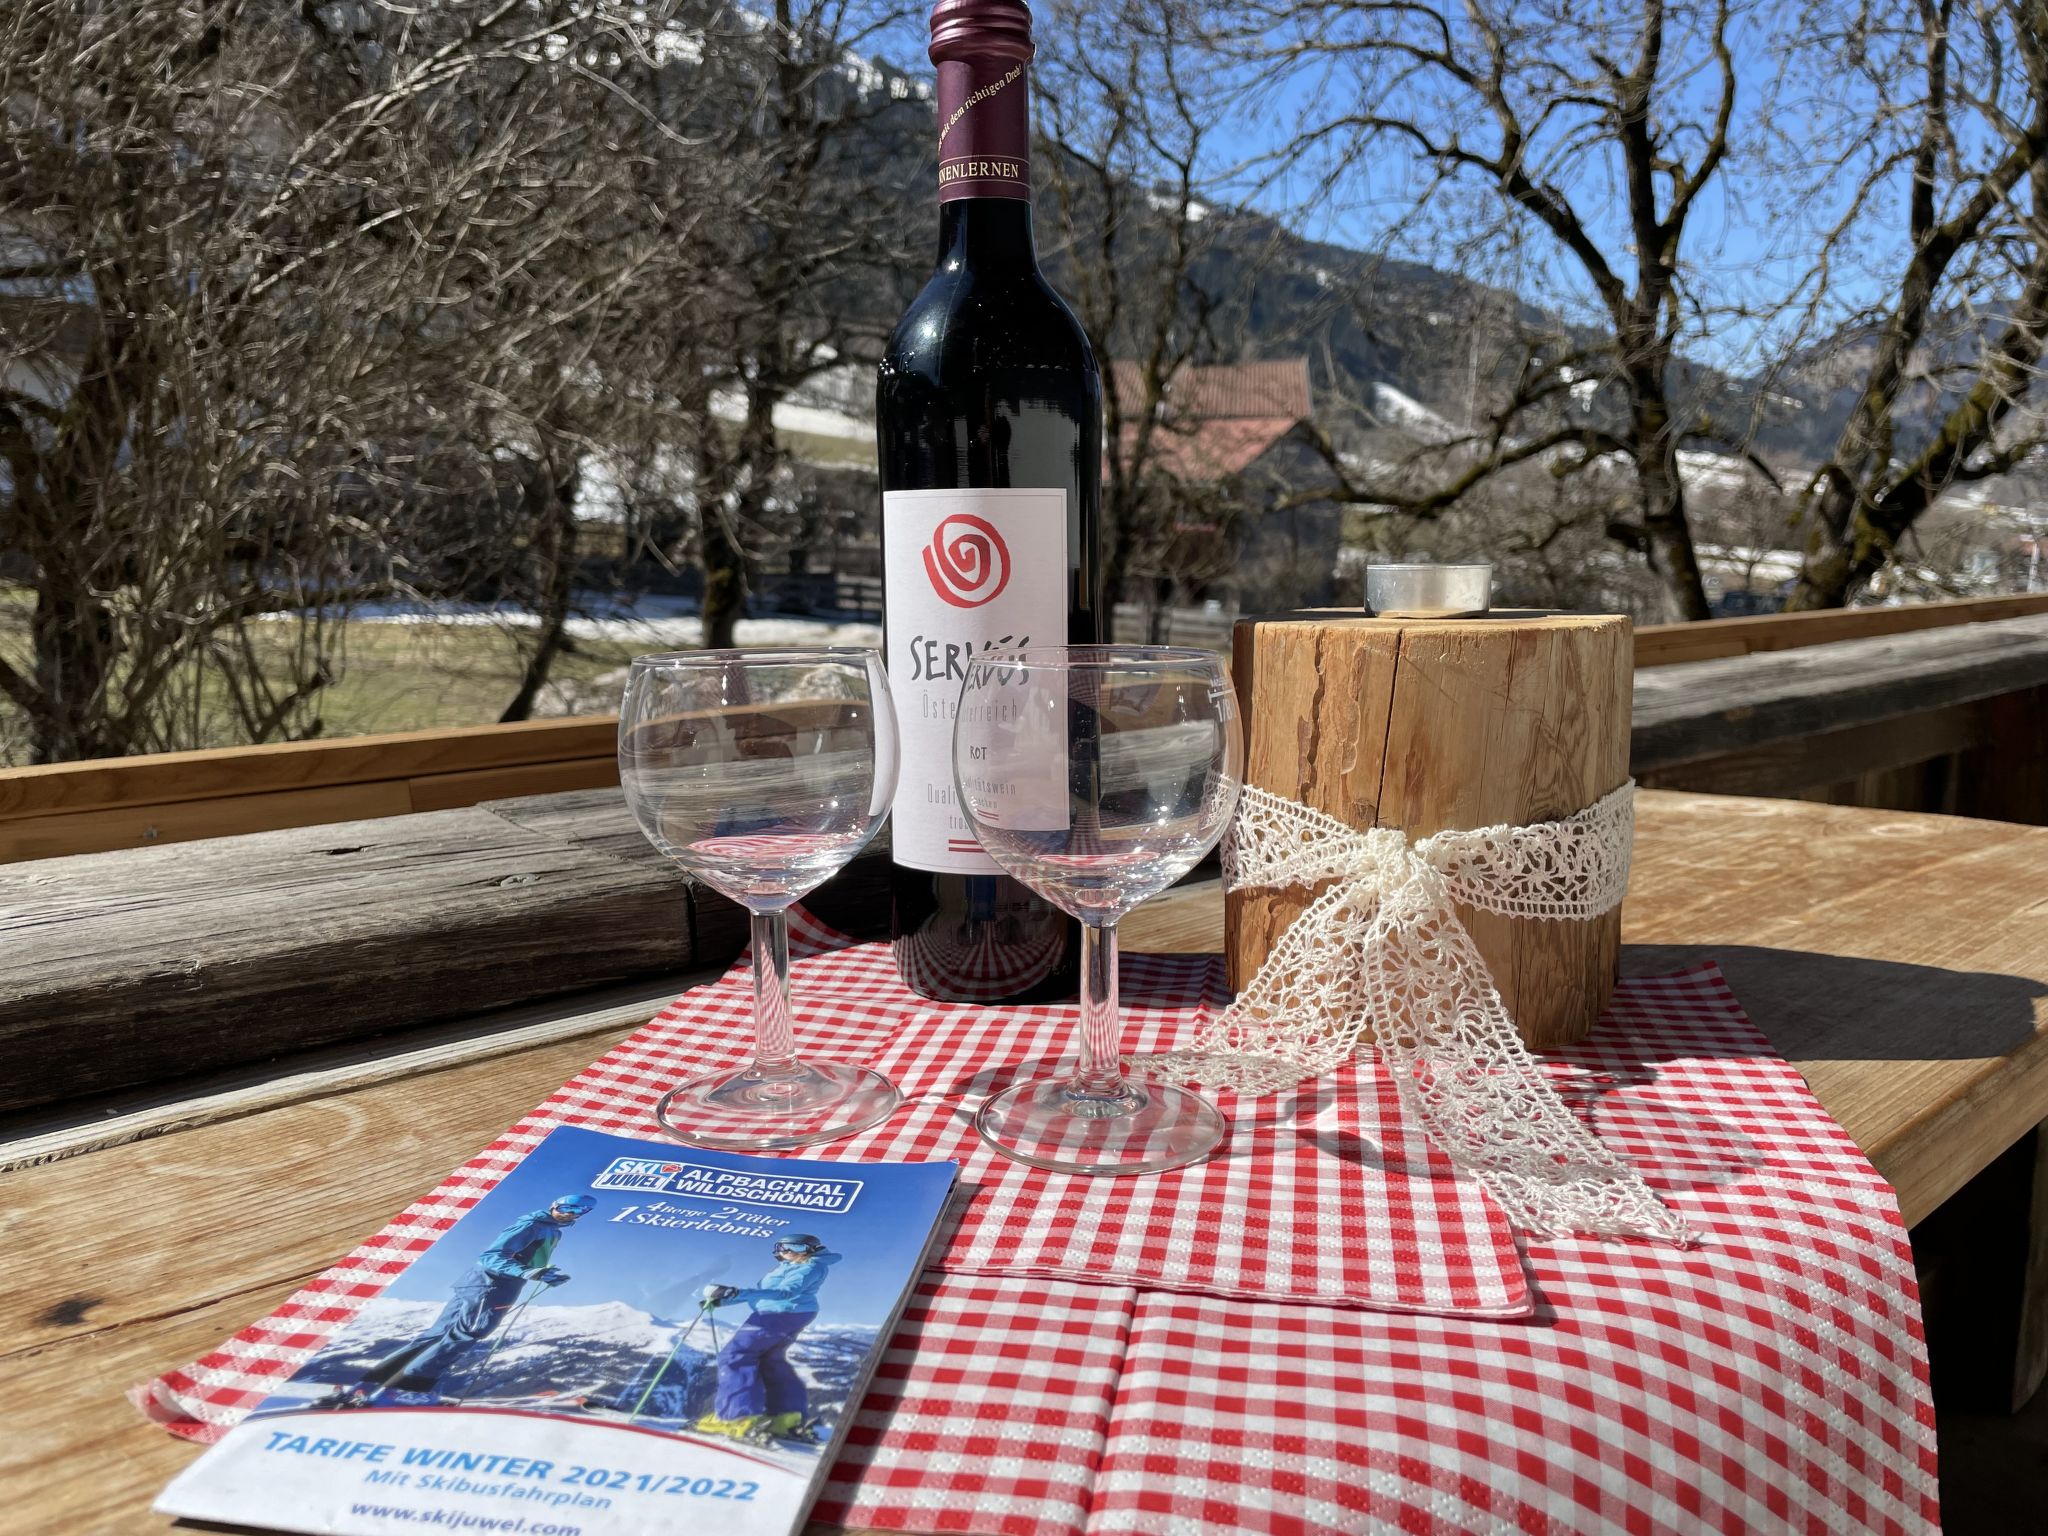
9,790,2048,1532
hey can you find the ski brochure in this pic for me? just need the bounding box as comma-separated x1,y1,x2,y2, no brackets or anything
156,1126,957,1536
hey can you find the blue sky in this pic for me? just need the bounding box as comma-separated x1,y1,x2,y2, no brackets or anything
862,4,2029,374
385,1129,955,1330
1193,7,1914,371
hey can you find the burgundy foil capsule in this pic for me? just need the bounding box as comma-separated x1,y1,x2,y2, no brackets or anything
930,0,1034,202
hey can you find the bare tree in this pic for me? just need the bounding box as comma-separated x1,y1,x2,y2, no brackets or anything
1235,0,1762,620
0,1,733,761
669,0,920,648
1035,0,1227,631
1786,0,2048,608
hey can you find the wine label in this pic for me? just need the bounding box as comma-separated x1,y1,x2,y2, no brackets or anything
935,56,1030,202
883,487,1067,872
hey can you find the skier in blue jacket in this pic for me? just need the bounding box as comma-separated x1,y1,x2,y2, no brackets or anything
335,1194,596,1408
695,1233,840,1442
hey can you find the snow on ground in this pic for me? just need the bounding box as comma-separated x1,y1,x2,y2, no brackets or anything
1676,449,1759,494
1369,382,1463,445
1695,543,1802,585
709,391,873,444
568,614,882,648
333,595,879,651
259,1294,880,1442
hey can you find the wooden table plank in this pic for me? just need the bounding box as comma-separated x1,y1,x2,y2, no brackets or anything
1139,791,2048,1226
1623,793,2048,1226
10,788,2048,1533
0,789,892,1115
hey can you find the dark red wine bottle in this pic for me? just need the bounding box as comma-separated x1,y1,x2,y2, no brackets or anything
877,0,1102,1002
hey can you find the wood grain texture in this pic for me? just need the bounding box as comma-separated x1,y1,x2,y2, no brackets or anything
1623,796,2048,1229
1631,613,2048,772
9,789,2048,1535
404,755,620,813
0,997,911,1536
0,786,893,1117
0,972,709,1173
1635,700,1992,800
1631,591,2048,667
0,715,619,819
0,778,416,861
1228,610,1631,1046
1954,684,2048,825
0,797,687,1112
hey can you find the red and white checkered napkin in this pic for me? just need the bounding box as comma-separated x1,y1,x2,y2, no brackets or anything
1083,966,1942,1536
829,951,1528,1316
812,1275,1136,1536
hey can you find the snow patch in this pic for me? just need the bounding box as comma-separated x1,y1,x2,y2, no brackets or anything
269,1294,881,1441
1368,383,1462,445
1675,449,1760,494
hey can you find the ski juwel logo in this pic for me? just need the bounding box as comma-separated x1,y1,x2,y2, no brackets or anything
924,513,1010,608
593,1157,865,1212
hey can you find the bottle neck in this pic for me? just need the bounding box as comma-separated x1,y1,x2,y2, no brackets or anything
937,198,1038,276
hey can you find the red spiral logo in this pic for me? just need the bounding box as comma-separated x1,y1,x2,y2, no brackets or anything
923,513,1011,608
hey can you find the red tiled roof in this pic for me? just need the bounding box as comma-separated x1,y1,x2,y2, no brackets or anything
1120,417,1301,481
1110,358,1312,483
1110,358,1312,423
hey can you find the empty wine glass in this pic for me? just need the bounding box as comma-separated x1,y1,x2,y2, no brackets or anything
952,645,1244,1175
620,648,902,1150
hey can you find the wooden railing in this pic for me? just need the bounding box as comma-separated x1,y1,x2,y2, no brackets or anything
0,717,618,862
5,590,2048,862
1631,591,2048,667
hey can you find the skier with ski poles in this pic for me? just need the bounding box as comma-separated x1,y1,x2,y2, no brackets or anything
325,1194,597,1408
694,1233,840,1443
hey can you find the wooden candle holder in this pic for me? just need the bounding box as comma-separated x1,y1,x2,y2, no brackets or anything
1226,609,1633,1050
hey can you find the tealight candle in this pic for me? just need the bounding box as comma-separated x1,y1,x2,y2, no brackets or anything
1365,562,1493,618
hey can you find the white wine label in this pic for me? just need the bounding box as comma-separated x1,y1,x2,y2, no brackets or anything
883,486,1067,873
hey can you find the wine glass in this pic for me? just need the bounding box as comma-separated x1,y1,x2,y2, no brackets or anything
952,645,1244,1175
619,648,903,1150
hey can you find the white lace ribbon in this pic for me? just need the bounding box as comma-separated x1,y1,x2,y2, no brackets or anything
1148,781,1690,1244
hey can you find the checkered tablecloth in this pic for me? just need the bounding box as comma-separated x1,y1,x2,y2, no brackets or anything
138,919,1939,1534
831,952,1526,1314
1080,969,1940,1536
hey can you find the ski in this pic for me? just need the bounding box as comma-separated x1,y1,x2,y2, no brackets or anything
306,1387,374,1412
306,1386,598,1412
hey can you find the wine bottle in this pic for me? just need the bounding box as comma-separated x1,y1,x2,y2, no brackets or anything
877,0,1102,1003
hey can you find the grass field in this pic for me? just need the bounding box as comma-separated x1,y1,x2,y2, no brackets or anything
0,588,649,759
279,620,649,734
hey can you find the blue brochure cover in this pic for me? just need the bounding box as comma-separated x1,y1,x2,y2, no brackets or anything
156,1126,958,1536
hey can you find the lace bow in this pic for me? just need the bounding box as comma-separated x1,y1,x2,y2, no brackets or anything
1158,782,1689,1244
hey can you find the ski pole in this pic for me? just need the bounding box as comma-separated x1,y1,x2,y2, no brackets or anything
628,1301,714,1423
452,1279,543,1404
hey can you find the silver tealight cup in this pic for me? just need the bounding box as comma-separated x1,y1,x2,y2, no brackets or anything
1365,562,1493,618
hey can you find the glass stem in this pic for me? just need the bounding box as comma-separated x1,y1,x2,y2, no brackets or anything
1072,920,1125,1096
751,909,798,1073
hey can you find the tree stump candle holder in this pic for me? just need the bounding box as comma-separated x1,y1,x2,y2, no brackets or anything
1225,609,1634,1050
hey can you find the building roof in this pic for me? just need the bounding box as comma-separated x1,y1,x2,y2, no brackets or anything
1110,358,1313,423
1110,358,1313,482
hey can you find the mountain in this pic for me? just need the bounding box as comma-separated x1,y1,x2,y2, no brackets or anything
758,30,2042,504
277,1296,881,1432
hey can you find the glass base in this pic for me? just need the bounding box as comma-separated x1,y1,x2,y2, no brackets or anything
653,1060,900,1152
974,1075,1225,1176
